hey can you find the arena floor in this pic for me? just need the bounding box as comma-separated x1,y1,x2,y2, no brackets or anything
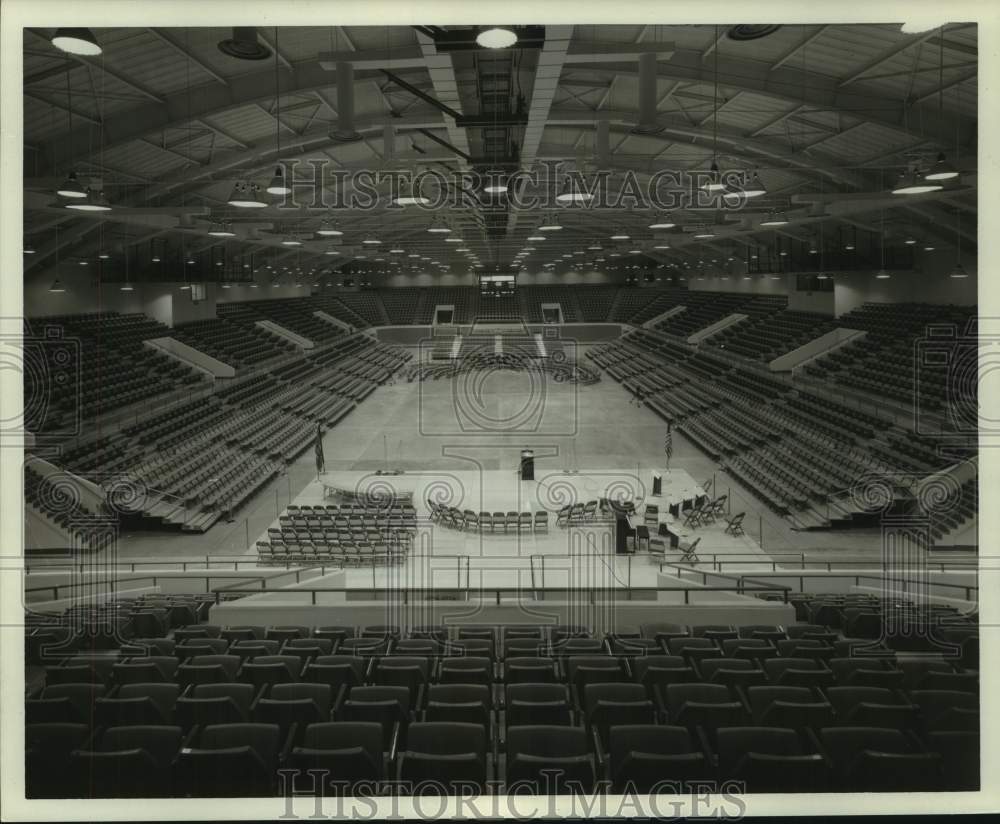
114,353,887,564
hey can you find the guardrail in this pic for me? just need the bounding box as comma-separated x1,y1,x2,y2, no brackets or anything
209,578,794,607
24,565,334,603
720,569,979,603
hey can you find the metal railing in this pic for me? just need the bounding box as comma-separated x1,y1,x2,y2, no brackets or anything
210,578,794,607
25,564,330,603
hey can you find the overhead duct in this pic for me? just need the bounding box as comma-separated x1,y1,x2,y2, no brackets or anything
633,53,661,134
217,28,272,61
595,119,610,169
331,62,361,142
383,125,396,163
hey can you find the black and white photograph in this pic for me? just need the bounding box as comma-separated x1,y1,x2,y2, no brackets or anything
1,0,995,818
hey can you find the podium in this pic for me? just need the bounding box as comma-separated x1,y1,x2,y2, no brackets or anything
608,500,636,554
519,449,534,481
652,473,662,496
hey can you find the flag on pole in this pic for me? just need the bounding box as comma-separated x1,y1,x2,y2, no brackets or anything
664,421,673,466
315,424,325,474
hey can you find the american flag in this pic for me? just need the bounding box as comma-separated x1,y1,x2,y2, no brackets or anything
664,421,673,462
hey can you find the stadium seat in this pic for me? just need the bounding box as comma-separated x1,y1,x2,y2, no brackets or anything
289,722,385,791
506,725,595,793
715,726,829,792
747,685,835,728
173,723,284,796
608,724,707,793
398,722,488,791
424,684,492,726
665,683,745,729
820,726,944,791
505,683,573,727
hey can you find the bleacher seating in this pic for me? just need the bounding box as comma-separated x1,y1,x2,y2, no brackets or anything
36,333,411,533
587,327,969,527
576,286,621,322
24,609,979,797
24,313,209,431
414,288,478,324
172,318,294,369
378,289,423,325
517,287,581,323
608,288,686,325
804,302,977,414
218,299,346,344
654,291,761,339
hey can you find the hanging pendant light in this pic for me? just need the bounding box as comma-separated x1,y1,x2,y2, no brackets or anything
739,171,768,198
56,171,88,199
266,166,292,195
24,243,36,255
316,220,343,236
925,152,959,181
701,160,727,192
281,235,302,246
208,220,236,237
648,213,676,229
538,214,563,231
51,28,102,56
759,209,788,227
427,217,451,233
476,27,518,49
555,174,592,203
65,189,112,211
891,170,943,195
609,229,630,240
48,279,66,292
228,181,267,207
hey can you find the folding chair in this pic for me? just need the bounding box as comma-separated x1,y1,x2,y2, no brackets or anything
724,513,746,536
681,507,703,530
678,538,701,565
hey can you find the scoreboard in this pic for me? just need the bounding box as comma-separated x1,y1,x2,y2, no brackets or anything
479,273,516,297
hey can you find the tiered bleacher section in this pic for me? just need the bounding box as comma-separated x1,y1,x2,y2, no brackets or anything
378,289,422,325
335,292,386,326
24,602,978,797
576,286,621,322
712,307,839,362
608,288,685,324
654,291,756,338
218,299,346,344
803,302,977,414
517,287,582,323
476,294,521,321
24,313,209,431
588,328,975,530
414,288,478,324
172,318,295,370
43,337,411,532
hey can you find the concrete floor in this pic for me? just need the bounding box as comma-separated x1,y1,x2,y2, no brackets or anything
115,352,887,564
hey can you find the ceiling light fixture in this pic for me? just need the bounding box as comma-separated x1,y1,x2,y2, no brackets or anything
48,279,66,292
51,28,102,56
316,221,343,236
476,27,518,49
759,209,788,227
538,214,563,231
228,181,267,208
648,213,676,229
65,189,112,211
56,171,87,199
891,170,943,195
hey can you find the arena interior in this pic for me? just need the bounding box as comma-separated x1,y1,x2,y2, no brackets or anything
10,15,985,808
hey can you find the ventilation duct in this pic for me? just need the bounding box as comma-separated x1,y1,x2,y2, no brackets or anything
217,28,272,61
383,124,396,164
595,120,610,169
331,62,361,142
633,53,661,134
